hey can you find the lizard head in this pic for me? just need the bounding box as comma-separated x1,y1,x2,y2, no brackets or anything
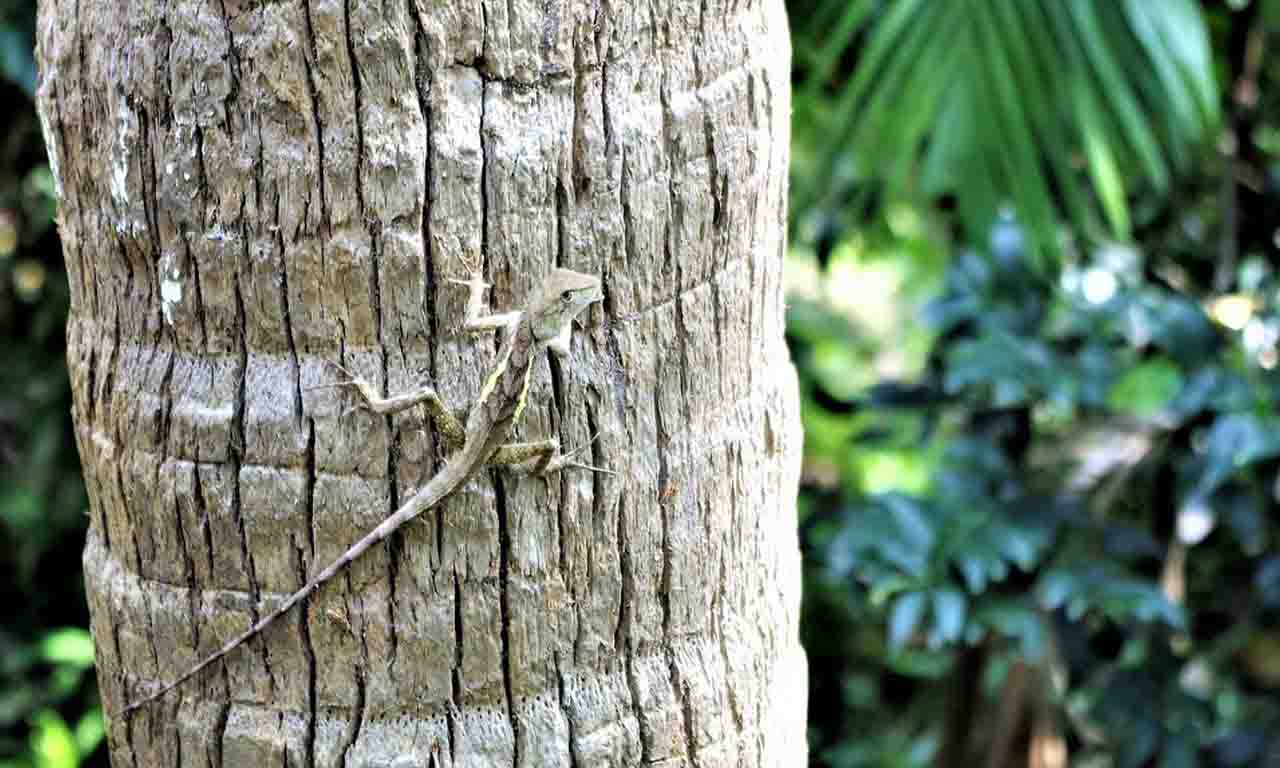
528,268,603,345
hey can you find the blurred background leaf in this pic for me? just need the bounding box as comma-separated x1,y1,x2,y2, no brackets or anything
0,5,101,765
790,0,1220,264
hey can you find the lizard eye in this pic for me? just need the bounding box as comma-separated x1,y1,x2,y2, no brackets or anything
560,290,573,302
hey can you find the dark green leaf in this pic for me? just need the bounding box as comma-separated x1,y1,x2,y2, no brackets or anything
1108,357,1184,416
888,591,926,652
930,588,966,645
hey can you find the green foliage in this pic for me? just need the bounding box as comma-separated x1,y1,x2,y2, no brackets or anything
0,8,102,765
795,234,1280,763
789,0,1219,262
0,0,35,97
791,1,1280,766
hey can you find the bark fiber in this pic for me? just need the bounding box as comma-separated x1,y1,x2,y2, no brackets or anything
35,0,804,764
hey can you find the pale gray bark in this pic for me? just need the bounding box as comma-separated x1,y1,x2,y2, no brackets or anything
36,0,805,764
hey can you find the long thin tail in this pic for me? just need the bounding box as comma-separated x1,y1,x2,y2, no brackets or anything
122,465,464,715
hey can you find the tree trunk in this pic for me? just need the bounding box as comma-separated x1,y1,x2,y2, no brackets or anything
35,0,803,764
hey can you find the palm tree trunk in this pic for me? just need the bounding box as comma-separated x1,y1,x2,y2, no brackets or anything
36,0,804,764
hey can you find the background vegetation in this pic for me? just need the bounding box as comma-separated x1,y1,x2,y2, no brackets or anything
1,2,1278,766
0,3,103,765
790,1,1280,766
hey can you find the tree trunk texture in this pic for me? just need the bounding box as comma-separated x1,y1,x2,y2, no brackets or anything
35,0,803,764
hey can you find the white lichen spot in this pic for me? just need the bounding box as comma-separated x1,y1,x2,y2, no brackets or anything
110,105,137,209
159,252,183,326
204,224,237,243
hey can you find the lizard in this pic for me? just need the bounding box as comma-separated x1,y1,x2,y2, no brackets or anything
122,266,606,715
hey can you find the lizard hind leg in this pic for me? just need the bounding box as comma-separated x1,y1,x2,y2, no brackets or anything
490,434,614,475
489,438,559,471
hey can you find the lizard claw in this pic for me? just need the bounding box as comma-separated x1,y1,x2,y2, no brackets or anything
304,360,357,392
305,360,377,414
448,252,490,294
321,359,355,376
564,431,600,460
446,272,490,295
563,461,616,475
457,250,483,276
303,381,352,392
541,432,611,474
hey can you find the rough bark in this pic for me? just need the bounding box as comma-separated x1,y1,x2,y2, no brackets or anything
35,0,804,764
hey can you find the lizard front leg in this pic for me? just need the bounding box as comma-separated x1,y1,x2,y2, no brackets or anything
309,268,515,447
545,322,573,358
308,362,468,450
448,271,522,333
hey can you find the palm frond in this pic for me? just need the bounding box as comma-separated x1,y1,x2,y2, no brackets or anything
791,0,1221,263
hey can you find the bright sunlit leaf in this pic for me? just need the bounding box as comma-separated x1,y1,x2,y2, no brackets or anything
39,629,95,669
1206,294,1257,330
72,709,105,757
28,710,77,768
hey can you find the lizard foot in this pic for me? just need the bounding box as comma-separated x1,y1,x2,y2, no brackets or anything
304,360,377,416
543,432,614,475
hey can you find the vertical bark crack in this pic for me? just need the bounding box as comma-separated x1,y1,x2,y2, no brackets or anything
301,419,318,767
653,388,672,641
274,207,303,426
616,490,652,763
45,81,88,306
717,454,744,738
658,33,699,764
450,571,463,761
230,279,273,692
101,302,122,552
174,495,200,648
548,354,569,577
709,279,725,401
408,3,439,357
138,109,165,339
478,76,492,325
554,652,580,768
71,0,87,149
211,698,230,768
294,543,318,768
386,421,402,669
299,0,331,234
213,0,241,136
691,0,725,242
187,235,210,350
341,0,367,219
409,31,447,596
494,476,521,767
337,672,366,765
